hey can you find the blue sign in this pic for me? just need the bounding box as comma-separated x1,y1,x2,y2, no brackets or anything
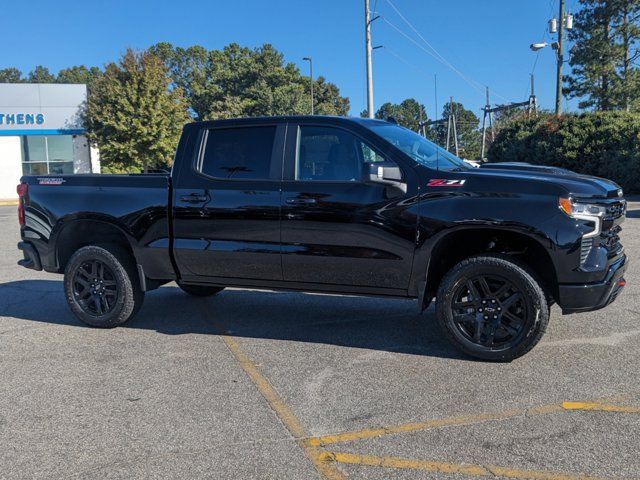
0,113,45,125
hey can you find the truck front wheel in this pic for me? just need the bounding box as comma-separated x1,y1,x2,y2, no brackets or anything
64,245,144,328
436,255,549,362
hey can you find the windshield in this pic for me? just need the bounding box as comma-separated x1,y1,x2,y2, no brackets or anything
369,124,469,171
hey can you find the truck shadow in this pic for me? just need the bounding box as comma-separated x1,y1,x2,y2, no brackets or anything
0,279,466,361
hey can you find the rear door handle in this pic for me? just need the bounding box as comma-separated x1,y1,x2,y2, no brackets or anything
180,193,208,203
286,198,317,205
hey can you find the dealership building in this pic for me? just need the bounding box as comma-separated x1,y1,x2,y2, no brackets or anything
0,83,100,201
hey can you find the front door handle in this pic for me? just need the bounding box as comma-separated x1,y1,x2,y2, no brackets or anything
180,193,208,203
286,198,317,205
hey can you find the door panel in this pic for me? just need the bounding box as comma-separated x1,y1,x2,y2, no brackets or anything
281,124,418,289
172,124,285,281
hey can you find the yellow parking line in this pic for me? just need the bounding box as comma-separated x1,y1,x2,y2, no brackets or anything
200,306,345,480
562,401,640,413
321,451,610,480
307,394,637,447
306,404,565,447
319,451,489,476
0,200,18,206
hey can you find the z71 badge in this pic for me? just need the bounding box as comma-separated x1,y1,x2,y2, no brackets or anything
427,179,466,187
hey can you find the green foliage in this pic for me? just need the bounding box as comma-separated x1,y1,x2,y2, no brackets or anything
368,98,428,132
0,68,24,83
0,65,103,88
27,66,56,83
57,65,103,91
566,0,640,111
150,42,349,120
430,100,482,160
487,112,640,192
85,49,189,173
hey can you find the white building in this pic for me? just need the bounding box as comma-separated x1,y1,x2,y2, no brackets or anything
0,83,100,201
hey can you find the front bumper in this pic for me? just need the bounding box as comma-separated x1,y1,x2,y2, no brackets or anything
17,241,42,271
558,254,627,314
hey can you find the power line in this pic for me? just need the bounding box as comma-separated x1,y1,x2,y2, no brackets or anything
381,16,485,99
383,46,433,82
383,0,511,103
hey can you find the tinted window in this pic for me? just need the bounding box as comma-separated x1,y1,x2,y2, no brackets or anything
369,124,468,171
200,127,276,180
297,126,386,181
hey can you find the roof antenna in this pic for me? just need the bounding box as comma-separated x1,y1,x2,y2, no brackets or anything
386,116,398,124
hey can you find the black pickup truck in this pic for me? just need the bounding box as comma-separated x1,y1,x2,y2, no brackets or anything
16,116,627,361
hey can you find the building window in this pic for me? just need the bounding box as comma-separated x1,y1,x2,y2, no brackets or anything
21,135,74,175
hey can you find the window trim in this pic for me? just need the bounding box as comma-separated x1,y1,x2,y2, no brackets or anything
286,123,400,184
192,124,284,183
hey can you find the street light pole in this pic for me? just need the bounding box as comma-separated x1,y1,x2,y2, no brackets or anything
303,57,314,115
365,0,374,118
555,0,565,117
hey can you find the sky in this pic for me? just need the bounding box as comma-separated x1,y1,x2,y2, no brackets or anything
1,0,580,120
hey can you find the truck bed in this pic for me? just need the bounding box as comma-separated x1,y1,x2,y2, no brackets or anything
19,173,173,279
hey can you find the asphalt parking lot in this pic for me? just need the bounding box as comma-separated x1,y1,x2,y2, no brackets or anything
1,202,639,480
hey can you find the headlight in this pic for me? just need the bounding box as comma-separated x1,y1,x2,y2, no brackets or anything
559,197,604,238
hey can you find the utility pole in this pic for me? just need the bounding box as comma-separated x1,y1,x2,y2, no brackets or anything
445,97,459,157
303,57,314,115
555,0,565,116
365,0,374,118
481,87,491,160
528,74,538,117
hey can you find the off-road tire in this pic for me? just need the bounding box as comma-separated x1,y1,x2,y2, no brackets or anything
64,245,144,328
436,254,549,362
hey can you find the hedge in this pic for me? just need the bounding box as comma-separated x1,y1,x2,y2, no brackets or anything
487,111,640,193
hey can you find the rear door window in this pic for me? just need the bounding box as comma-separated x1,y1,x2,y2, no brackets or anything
199,126,276,180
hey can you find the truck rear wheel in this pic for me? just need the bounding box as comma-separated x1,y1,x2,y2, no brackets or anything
64,245,144,328
435,255,549,362
177,283,224,297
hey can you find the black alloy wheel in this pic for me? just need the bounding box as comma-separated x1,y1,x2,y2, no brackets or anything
450,274,528,349
64,245,144,328
436,255,549,362
72,259,119,316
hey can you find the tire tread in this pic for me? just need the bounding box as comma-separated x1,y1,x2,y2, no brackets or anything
435,254,549,362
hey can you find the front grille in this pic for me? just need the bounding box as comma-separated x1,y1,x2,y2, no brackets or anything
604,201,626,220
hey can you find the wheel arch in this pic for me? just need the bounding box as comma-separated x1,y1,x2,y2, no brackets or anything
54,217,136,273
422,226,558,308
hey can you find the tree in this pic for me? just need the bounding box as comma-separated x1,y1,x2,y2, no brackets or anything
487,112,640,193
612,0,640,111
150,42,350,120
0,68,24,83
366,98,428,132
566,0,640,111
85,49,189,173
307,76,350,116
430,100,482,159
27,66,56,83
57,65,103,91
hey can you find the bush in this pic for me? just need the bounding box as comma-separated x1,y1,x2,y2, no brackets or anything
487,112,640,193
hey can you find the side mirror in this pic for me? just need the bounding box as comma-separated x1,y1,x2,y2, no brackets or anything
367,162,407,194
